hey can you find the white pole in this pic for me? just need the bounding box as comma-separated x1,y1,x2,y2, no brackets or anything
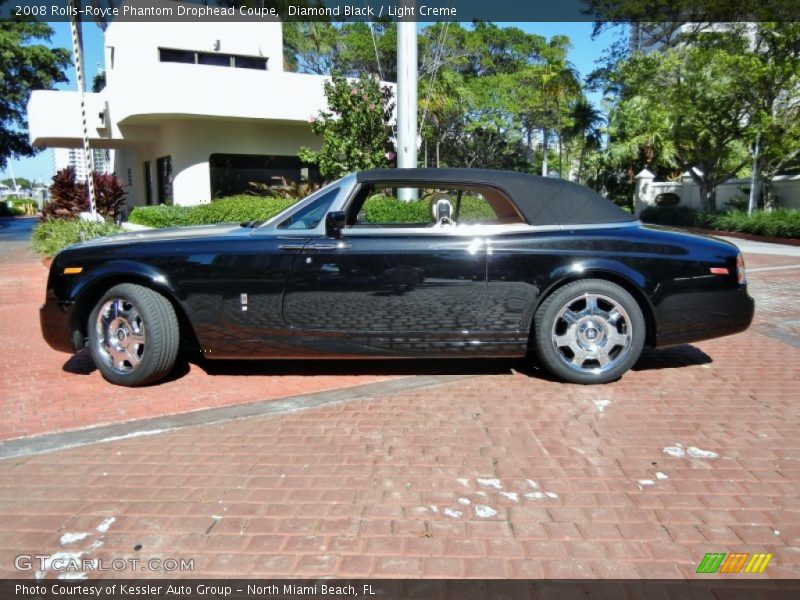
748,132,760,215
396,2,418,201
9,164,18,192
69,0,97,216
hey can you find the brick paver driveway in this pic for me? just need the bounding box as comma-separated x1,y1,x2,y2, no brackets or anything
0,221,797,579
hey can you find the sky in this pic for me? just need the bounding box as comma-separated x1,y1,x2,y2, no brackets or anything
2,21,621,184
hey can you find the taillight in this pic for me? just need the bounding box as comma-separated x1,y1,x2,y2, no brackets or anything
736,253,746,285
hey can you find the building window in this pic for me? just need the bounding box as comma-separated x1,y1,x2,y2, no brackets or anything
198,52,231,67
159,48,267,70
159,48,194,64
234,56,267,70
156,156,173,205
209,154,320,199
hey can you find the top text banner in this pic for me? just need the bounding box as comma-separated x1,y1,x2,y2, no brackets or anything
3,0,799,23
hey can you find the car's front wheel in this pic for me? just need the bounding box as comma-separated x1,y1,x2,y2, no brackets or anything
88,283,180,386
533,279,645,384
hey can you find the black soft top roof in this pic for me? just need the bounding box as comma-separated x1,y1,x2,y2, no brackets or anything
357,168,635,226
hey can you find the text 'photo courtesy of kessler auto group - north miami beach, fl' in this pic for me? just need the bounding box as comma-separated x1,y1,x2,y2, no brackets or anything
2,0,800,598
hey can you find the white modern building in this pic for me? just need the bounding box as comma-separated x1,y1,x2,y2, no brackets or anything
53,147,112,182
27,0,343,206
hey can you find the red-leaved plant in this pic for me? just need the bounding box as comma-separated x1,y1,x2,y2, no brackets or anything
42,167,126,221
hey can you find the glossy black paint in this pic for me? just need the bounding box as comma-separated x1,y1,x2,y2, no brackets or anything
41,219,754,361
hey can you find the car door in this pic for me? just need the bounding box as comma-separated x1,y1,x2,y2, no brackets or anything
186,185,342,357
281,230,488,356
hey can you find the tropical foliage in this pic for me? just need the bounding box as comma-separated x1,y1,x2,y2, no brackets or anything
0,20,70,170
41,167,127,221
32,219,122,258
598,22,800,211
299,74,395,180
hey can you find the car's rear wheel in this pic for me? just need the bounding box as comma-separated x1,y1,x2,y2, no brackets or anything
533,279,645,384
88,283,179,386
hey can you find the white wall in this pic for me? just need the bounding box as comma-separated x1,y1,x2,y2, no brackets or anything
117,118,321,206
635,171,800,212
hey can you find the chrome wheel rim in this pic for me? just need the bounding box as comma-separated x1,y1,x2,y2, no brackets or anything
551,293,632,375
94,297,146,374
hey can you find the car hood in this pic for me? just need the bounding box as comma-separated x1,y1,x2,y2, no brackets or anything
75,223,245,248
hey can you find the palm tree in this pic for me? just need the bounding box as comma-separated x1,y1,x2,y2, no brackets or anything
568,98,604,182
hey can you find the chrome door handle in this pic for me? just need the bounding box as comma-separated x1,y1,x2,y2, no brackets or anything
278,244,306,251
306,242,352,250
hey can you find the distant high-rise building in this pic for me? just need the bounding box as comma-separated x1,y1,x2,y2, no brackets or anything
53,147,112,182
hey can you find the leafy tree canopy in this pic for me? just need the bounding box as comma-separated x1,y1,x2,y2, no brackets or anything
299,74,395,180
0,19,70,171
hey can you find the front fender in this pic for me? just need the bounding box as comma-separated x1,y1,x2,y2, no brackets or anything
69,260,178,304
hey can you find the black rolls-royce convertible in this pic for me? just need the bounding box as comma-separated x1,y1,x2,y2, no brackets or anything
40,169,754,386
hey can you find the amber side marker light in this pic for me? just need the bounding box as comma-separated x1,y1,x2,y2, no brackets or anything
63,267,83,275
737,253,747,285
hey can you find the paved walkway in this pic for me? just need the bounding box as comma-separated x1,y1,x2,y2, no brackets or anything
0,225,797,579
0,236,414,441
720,236,800,258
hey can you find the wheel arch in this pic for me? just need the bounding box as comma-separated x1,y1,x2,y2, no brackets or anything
70,265,198,351
531,268,657,348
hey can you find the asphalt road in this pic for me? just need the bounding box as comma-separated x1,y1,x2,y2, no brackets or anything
0,217,36,250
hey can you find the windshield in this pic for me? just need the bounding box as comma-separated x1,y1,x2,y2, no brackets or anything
277,188,339,230
257,177,345,229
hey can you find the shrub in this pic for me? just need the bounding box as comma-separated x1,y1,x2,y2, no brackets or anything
362,194,499,224
248,179,323,199
41,167,127,221
127,204,194,228
41,167,86,221
32,219,122,258
713,209,800,238
7,198,37,215
0,201,19,217
640,206,800,238
129,195,297,228
92,172,127,218
362,196,431,224
639,205,714,228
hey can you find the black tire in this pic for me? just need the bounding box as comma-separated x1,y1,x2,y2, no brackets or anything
88,283,180,386
533,279,646,384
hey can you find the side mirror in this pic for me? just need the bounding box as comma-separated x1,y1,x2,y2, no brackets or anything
325,211,346,238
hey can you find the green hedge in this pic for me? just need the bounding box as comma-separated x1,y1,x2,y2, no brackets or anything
129,193,502,228
129,195,297,228
640,206,800,238
32,219,122,258
362,194,498,224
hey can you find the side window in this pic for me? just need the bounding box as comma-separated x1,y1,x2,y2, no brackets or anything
277,188,338,230
349,185,525,228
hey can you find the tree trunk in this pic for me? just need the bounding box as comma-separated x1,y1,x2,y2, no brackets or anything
541,129,549,176
557,133,563,178
577,138,587,183
748,132,760,215
700,182,717,212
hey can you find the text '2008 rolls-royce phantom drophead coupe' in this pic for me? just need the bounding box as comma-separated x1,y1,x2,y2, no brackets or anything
41,168,754,387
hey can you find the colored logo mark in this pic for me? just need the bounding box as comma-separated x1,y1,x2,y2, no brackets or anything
696,552,773,574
